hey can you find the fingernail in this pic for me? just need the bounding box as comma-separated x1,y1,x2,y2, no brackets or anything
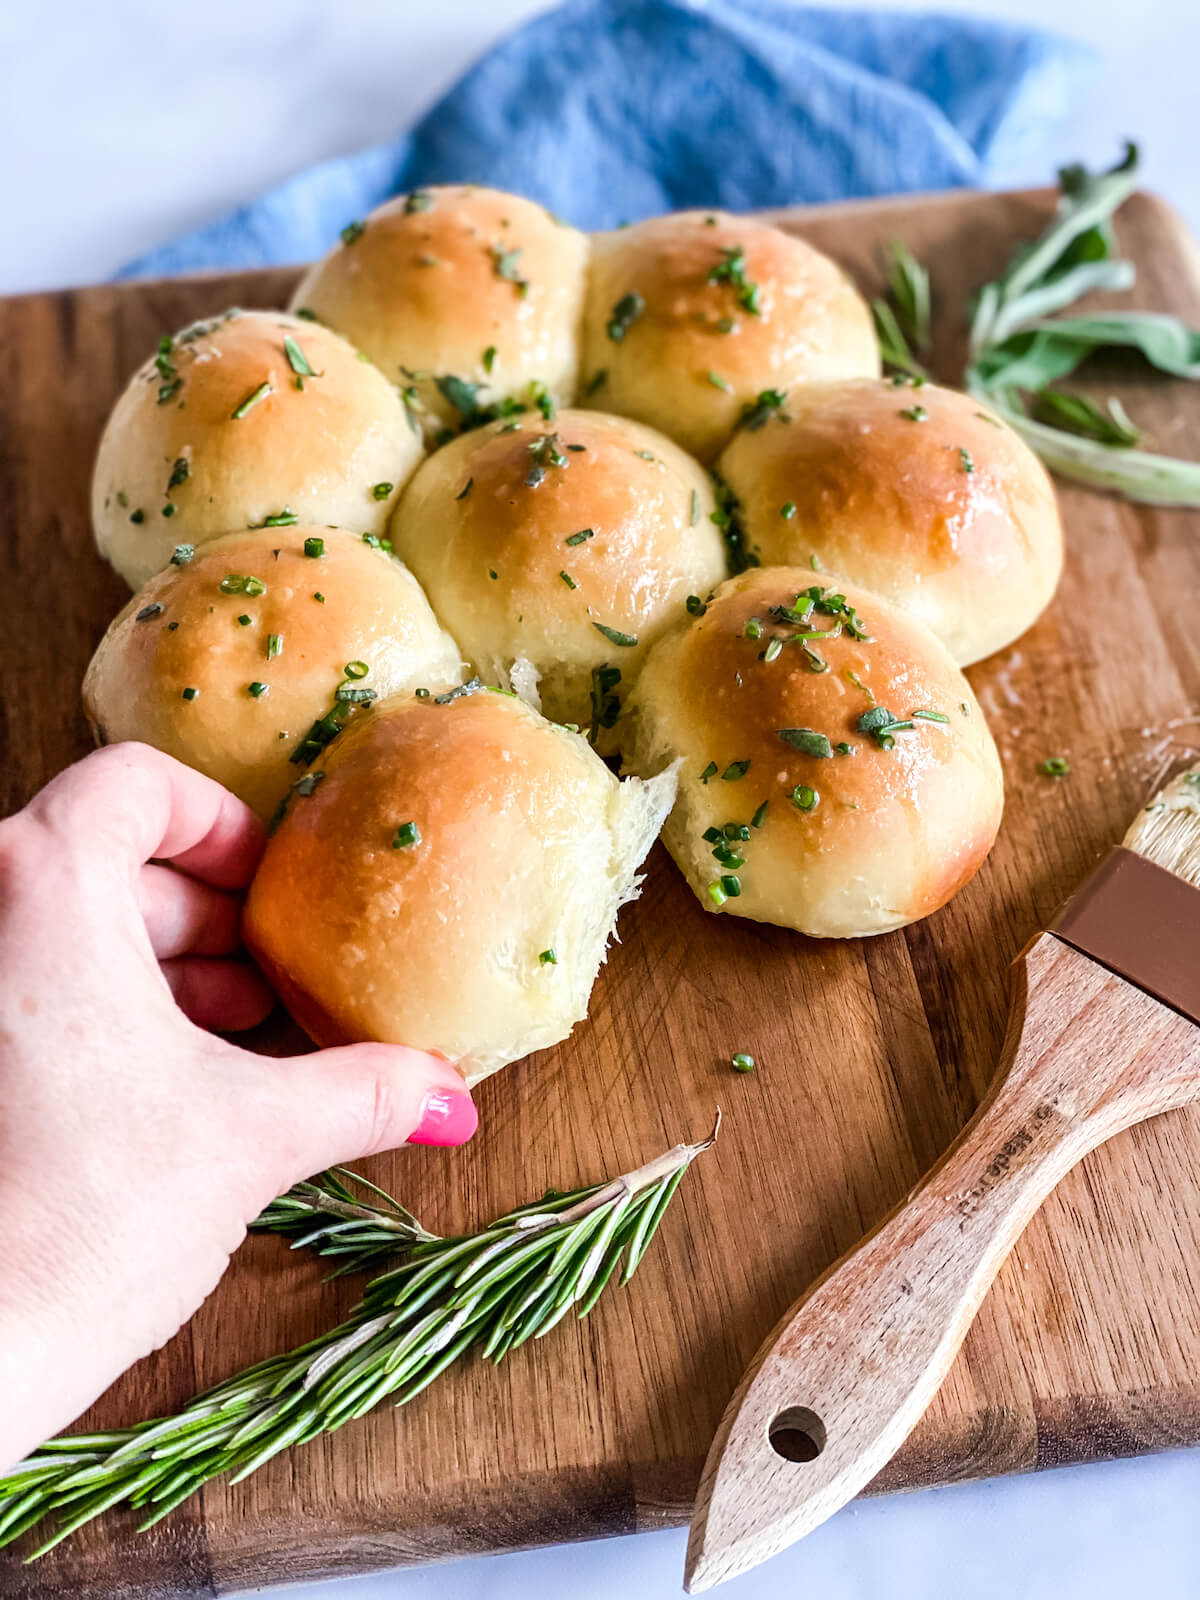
409,1088,478,1146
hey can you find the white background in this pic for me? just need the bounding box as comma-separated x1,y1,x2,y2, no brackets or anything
3,1,1200,1596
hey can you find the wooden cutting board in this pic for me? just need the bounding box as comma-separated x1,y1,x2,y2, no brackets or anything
1,185,1199,1599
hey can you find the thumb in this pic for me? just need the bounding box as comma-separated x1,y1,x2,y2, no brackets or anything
260,1043,478,1183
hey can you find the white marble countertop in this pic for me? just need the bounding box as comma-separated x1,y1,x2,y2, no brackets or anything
2,2,1198,1596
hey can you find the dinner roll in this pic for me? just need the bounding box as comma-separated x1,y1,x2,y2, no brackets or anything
82,528,462,820
389,409,724,746
580,211,878,462
717,379,1064,665
93,310,422,588
623,568,1002,938
290,185,589,438
243,688,675,1084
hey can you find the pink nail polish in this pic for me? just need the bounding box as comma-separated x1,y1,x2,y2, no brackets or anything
409,1088,478,1146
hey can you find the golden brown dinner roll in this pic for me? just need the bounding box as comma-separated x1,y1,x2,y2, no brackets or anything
289,185,589,437
623,567,1002,937
243,688,675,1084
579,210,878,462
82,527,462,820
389,409,724,745
93,310,422,588
717,379,1064,665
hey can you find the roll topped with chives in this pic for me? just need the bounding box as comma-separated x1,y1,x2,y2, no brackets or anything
389,408,724,749
580,211,878,463
82,527,463,820
623,567,1002,938
92,310,422,588
717,377,1064,666
243,687,676,1085
289,185,589,440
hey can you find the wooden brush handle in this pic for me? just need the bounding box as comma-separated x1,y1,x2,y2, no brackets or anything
685,935,1200,1592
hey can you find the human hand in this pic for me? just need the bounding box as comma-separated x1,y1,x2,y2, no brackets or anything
0,743,477,1469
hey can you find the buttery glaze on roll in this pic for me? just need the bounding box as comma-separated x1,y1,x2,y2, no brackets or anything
242,689,676,1084
580,211,878,463
93,310,422,588
82,528,462,819
718,379,1064,665
623,567,1002,938
290,185,589,437
389,409,724,746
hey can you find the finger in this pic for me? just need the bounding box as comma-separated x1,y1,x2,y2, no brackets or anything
260,1044,478,1181
29,743,265,889
162,956,275,1032
138,863,242,958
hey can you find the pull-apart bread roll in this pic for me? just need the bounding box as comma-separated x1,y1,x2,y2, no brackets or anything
93,310,421,588
580,211,878,462
243,689,676,1085
717,379,1064,665
389,409,724,746
624,568,1002,938
82,528,462,820
290,185,589,438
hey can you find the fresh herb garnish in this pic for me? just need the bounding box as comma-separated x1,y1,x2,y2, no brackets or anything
283,335,320,381
738,389,788,431
592,621,638,647
565,528,593,546
231,381,272,420
404,189,433,214
731,1053,755,1073
588,665,622,742
304,537,325,558
539,948,558,965
1040,755,1071,777
340,220,365,245
560,571,577,589
491,244,529,297
391,821,421,849
778,728,833,758
135,603,162,622
707,245,762,316
526,432,569,486
606,293,644,342
791,784,819,811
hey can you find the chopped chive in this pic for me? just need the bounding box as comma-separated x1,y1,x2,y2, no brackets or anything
344,660,369,680
634,449,656,461
181,686,198,700
391,821,421,849
585,369,608,395
135,603,163,622
539,948,558,965
231,381,272,420
219,573,266,596
167,457,190,490
731,1053,755,1073
744,617,763,640
606,292,644,342
313,591,325,602
958,446,975,473
236,613,251,627
721,760,750,781
130,508,145,524
763,637,783,663
404,190,433,214
707,881,728,908
456,477,473,501
900,405,928,422
707,371,732,392
686,595,707,616
267,633,283,660
482,345,496,373
720,874,742,897
1040,756,1070,777
491,243,529,296
560,570,577,589
780,502,797,519
912,708,949,723
372,482,394,501
247,681,269,698
304,537,325,558
489,569,498,580
340,220,365,245
593,621,637,647
791,784,819,811
699,761,718,783
161,503,176,518
751,800,768,828
565,528,594,546
702,826,722,844
259,509,298,527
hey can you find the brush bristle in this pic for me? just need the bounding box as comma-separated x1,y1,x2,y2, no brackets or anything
1122,761,1200,887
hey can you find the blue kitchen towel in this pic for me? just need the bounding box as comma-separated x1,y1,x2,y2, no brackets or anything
122,0,1091,279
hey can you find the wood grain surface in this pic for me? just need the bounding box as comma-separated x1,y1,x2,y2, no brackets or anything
0,186,1198,1597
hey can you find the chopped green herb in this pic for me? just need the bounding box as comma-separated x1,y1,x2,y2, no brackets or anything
958,446,975,473
340,220,365,246
482,345,497,373
344,660,369,680
606,292,645,342
372,482,394,501
295,307,318,322
585,368,608,395
247,681,269,699
1040,756,1071,777
267,633,283,660
456,477,473,501
722,761,750,782
707,371,732,392
539,948,558,966
404,190,433,214
791,784,819,812
130,508,145,524
762,637,783,663
744,618,763,640
707,245,762,316
560,570,577,589
283,336,320,380
135,603,163,622
219,573,266,597
236,614,252,627
161,503,176,518
488,569,498,580
304,537,325,558
731,1053,755,1073
751,801,768,828
778,728,833,758
780,502,797,519
686,595,707,616
699,761,718,783
857,705,914,749
526,431,569,486
588,664,622,742
634,449,656,461
433,677,483,705
565,528,594,546
721,874,742,897
181,686,198,701
738,389,788,431
912,708,950,723
167,457,190,490
707,881,728,908
900,405,928,422
592,621,638,647
170,543,194,566
391,821,421,849
313,592,325,603
231,381,272,420
491,244,529,297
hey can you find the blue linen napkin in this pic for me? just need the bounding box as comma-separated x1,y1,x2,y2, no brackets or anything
121,0,1091,279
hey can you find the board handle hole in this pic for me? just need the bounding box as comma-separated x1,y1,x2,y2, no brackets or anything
769,1407,826,1463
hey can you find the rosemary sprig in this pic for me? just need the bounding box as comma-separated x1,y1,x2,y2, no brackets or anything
0,1119,719,1560
870,240,931,377
251,1166,437,1274
873,144,1200,508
